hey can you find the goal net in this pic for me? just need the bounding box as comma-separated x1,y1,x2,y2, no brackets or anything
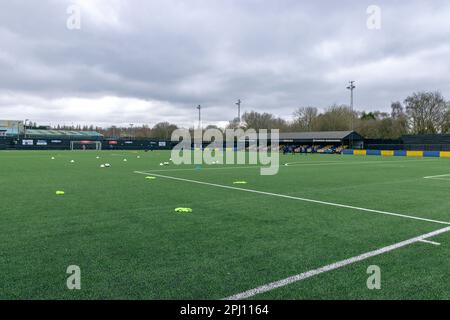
70,141,102,151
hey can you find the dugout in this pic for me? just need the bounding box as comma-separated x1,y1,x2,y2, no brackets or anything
401,134,450,151
364,139,404,151
365,134,450,151
0,129,6,149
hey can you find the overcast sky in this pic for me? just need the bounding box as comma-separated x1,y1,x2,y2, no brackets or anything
1,0,450,128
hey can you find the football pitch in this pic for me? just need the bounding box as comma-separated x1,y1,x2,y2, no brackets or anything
1,150,449,299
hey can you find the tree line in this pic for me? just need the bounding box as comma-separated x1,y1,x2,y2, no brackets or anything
50,91,450,140
227,91,450,139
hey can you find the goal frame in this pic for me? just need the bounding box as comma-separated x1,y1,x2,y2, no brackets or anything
70,141,102,151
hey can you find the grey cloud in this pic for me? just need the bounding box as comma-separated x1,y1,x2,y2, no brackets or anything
1,0,450,126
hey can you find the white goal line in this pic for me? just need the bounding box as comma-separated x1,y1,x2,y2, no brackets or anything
224,225,450,300
133,171,450,226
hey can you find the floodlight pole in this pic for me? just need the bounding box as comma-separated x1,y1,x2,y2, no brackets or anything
346,81,356,148
197,105,202,129
236,99,241,122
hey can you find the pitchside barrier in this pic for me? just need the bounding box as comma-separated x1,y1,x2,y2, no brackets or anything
343,149,450,158
6,139,175,150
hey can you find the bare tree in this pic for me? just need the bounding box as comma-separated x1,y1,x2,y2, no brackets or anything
151,122,178,140
391,101,404,119
293,107,318,131
226,117,243,130
314,104,356,131
404,91,449,134
389,101,408,137
241,111,288,131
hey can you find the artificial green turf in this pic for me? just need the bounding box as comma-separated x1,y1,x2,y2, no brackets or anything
0,150,449,299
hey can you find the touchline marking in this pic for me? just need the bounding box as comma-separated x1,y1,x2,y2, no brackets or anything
418,239,441,246
424,173,450,178
424,173,450,181
133,171,450,226
424,177,450,181
285,158,441,167
224,226,450,300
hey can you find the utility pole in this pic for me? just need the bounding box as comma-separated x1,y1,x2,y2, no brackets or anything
24,119,29,139
197,105,202,129
236,99,241,122
346,81,356,148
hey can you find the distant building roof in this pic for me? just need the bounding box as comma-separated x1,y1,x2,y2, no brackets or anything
0,127,20,136
0,120,24,136
25,129,103,138
0,120,23,126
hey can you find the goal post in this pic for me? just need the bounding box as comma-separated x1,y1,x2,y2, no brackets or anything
70,141,102,151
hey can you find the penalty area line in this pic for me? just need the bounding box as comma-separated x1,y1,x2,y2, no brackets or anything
133,171,450,226
418,239,441,246
224,226,450,300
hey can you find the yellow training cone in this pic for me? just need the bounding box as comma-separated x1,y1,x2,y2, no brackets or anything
174,208,193,213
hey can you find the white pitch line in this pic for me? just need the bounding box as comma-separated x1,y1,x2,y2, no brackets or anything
418,239,441,246
424,173,450,180
134,171,450,226
137,161,369,173
139,158,443,173
224,226,450,300
136,165,262,173
138,160,387,173
424,177,450,181
285,158,442,167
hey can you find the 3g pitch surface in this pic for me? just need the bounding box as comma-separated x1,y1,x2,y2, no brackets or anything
1,150,449,299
